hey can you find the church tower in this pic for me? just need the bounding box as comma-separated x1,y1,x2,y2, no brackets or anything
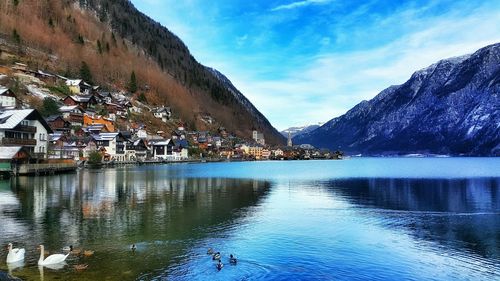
287,131,293,147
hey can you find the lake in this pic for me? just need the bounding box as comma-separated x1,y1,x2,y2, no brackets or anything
0,158,499,280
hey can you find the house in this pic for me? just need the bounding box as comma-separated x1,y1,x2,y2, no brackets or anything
272,149,284,157
0,87,16,109
152,107,171,122
82,124,106,134
0,109,53,157
0,146,31,175
212,137,222,148
96,91,112,103
171,129,186,140
173,139,189,160
91,132,128,162
152,139,175,160
66,79,92,94
62,95,98,109
126,139,149,161
83,114,115,132
248,145,264,160
49,141,79,160
46,115,71,132
59,105,84,127
261,149,271,159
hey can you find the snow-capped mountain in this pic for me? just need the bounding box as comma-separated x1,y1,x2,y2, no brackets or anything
294,43,500,156
280,123,322,138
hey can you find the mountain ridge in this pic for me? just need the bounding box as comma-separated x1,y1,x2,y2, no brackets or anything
294,43,500,156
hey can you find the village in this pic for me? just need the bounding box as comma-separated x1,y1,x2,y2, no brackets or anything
0,62,342,177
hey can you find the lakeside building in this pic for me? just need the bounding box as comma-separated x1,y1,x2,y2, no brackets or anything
0,109,52,158
0,87,17,109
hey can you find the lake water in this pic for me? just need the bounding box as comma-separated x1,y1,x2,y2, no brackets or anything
0,158,499,281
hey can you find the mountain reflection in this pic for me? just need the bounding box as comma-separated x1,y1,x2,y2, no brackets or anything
325,178,500,259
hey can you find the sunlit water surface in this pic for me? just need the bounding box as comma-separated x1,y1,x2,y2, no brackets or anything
0,158,499,280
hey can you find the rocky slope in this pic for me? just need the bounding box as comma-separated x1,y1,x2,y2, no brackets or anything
294,43,500,156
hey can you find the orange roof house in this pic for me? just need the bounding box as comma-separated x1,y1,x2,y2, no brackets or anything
83,114,115,132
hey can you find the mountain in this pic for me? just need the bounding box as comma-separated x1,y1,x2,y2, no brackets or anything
0,0,284,144
280,124,322,139
294,43,500,156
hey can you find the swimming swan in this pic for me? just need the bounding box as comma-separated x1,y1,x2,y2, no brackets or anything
6,243,25,263
38,245,69,266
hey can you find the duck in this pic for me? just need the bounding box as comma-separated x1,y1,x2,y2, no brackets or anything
83,250,94,257
6,243,25,264
229,254,237,265
212,252,221,260
130,244,137,252
207,248,214,255
73,264,89,271
216,260,224,271
38,245,69,266
62,245,72,252
70,246,82,255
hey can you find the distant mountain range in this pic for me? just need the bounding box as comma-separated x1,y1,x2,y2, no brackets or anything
280,123,322,138
294,43,500,156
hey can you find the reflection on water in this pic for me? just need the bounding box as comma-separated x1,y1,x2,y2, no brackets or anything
0,168,270,281
327,178,500,259
0,159,499,281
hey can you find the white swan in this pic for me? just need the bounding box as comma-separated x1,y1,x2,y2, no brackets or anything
6,243,25,263
38,245,69,265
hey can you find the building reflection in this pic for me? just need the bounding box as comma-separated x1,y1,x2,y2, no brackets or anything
2,168,271,251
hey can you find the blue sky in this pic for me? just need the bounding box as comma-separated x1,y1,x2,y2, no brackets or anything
131,0,500,130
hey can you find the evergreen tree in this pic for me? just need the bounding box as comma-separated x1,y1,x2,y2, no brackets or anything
138,92,147,103
79,61,93,83
12,29,21,44
97,40,102,54
128,71,138,93
39,98,60,117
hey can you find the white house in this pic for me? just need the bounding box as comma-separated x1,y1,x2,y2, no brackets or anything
91,132,128,162
0,87,16,109
0,109,52,157
152,139,177,160
152,107,171,123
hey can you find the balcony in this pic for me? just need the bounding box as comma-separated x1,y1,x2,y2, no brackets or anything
2,138,37,146
12,125,37,133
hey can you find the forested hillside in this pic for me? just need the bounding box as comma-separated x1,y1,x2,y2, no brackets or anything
0,0,284,144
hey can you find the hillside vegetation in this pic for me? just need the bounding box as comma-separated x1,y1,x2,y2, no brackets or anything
0,0,283,144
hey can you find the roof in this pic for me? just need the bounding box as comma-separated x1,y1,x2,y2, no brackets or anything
66,79,83,86
152,139,172,146
0,87,10,95
0,146,23,159
0,109,33,129
48,132,63,141
0,109,52,133
59,105,81,112
92,132,119,141
45,115,64,122
175,139,189,148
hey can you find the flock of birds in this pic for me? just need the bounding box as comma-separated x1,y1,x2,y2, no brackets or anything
6,242,94,271
6,243,237,274
207,248,237,271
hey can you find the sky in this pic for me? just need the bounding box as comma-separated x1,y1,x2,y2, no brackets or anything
131,0,500,131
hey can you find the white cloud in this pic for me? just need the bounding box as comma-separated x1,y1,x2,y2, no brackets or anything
222,6,500,130
271,0,333,12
